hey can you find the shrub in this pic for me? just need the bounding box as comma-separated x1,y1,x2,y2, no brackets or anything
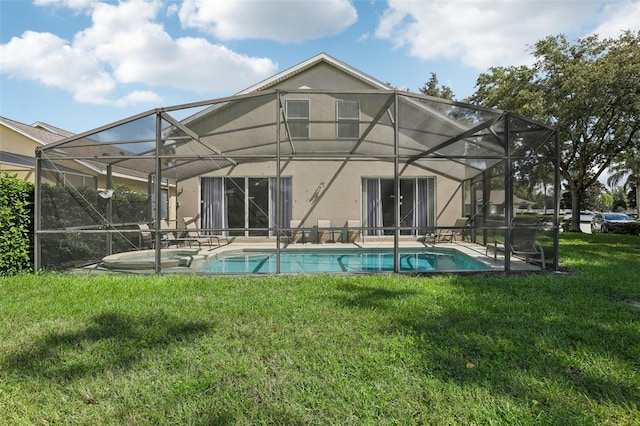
614,221,640,236
0,173,34,275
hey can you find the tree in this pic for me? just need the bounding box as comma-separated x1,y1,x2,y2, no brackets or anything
469,31,640,231
419,73,455,100
596,190,614,212
607,154,640,217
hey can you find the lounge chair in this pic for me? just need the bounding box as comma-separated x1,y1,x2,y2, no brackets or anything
138,221,183,248
487,226,545,269
160,219,181,247
437,218,469,242
317,219,331,243
183,216,228,247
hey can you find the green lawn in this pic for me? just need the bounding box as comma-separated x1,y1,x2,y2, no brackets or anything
1,233,639,425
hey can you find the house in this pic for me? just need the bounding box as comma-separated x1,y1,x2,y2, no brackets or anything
174,53,463,238
0,116,153,193
1,117,71,183
34,53,559,272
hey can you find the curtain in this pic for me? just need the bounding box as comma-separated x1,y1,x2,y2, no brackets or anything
415,179,427,235
201,177,227,235
269,177,292,237
427,178,435,228
365,178,382,236
415,178,436,234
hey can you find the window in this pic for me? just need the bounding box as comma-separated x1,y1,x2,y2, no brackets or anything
337,100,360,139
285,99,309,139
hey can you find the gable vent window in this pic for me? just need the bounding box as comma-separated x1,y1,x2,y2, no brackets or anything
337,100,360,139
285,99,310,139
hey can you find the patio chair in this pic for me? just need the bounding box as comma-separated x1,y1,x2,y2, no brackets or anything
289,220,304,244
487,226,545,269
347,219,361,243
160,219,181,247
137,223,153,249
182,216,228,247
437,218,469,242
317,219,331,243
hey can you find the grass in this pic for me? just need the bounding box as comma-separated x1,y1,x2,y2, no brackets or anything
1,233,639,425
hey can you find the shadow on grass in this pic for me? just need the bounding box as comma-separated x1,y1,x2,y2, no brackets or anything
334,275,640,423
3,311,211,381
334,282,418,309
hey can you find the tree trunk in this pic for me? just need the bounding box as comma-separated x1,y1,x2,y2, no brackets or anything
636,183,639,218
570,188,582,232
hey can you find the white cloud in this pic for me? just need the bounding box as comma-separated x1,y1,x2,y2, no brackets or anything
74,1,277,93
0,0,278,106
590,1,640,38
0,31,116,104
375,0,638,71
178,0,358,42
358,32,370,42
114,90,163,107
34,0,96,11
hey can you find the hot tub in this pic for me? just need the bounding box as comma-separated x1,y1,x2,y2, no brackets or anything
102,248,201,270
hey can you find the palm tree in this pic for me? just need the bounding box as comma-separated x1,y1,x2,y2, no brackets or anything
607,155,640,217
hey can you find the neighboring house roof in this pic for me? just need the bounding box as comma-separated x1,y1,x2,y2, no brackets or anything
0,151,35,168
0,116,68,146
1,116,69,171
32,121,76,138
1,116,150,183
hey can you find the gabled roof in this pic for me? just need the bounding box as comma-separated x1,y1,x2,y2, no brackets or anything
0,116,69,145
238,52,392,94
32,121,75,138
175,53,395,135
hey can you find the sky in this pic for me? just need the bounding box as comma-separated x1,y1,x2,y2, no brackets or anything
1,0,639,134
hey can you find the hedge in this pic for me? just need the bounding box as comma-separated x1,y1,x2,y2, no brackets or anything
0,172,33,276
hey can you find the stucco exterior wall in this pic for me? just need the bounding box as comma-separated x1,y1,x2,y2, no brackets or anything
177,159,462,231
0,125,40,182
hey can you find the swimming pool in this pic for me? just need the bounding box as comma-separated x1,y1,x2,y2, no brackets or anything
192,247,489,274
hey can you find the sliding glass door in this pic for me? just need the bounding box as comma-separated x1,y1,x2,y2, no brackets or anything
248,178,269,236
202,177,291,237
363,178,435,236
225,178,246,236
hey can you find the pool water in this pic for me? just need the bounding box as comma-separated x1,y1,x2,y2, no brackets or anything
193,248,489,274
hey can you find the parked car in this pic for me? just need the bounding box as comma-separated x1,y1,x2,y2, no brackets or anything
590,212,635,233
563,210,595,222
